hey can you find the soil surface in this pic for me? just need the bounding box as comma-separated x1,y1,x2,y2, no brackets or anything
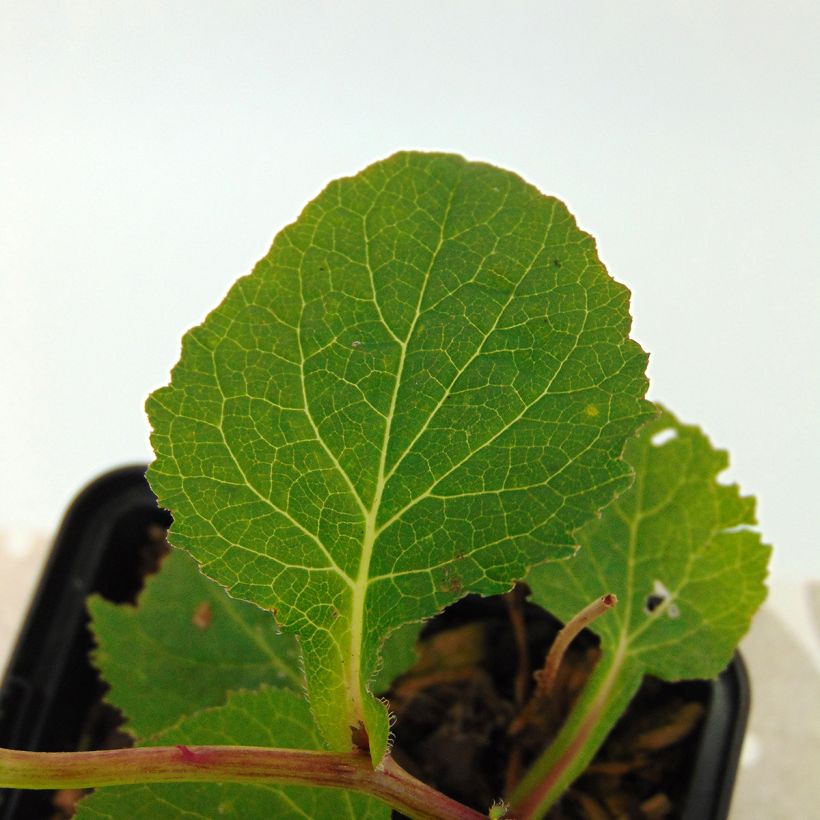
385,588,708,819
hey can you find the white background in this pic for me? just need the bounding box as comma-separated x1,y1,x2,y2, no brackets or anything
1,3,819,814
2,2,818,582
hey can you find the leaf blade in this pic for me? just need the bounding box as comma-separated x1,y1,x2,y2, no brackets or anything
529,406,771,676
88,548,302,740
147,152,652,759
516,406,771,814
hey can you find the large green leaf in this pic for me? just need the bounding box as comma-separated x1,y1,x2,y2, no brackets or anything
146,151,652,761
88,548,302,739
75,688,388,819
515,407,771,812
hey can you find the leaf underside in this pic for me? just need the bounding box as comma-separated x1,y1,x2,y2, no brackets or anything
517,406,771,810
75,688,388,819
146,151,652,760
89,548,303,740
528,405,771,680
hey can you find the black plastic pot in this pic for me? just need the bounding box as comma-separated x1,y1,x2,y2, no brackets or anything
0,468,749,819
0,467,170,819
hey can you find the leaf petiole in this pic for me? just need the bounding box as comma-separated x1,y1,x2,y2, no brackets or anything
508,644,642,819
535,593,617,697
507,592,617,740
0,745,485,820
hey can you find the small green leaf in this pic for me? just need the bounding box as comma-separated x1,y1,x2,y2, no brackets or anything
75,688,388,819
529,406,770,678
89,549,302,739
515,406,771,813
146,151,652,760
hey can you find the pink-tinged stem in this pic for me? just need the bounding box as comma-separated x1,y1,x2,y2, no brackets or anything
536,593,617,696
0,745,484,820
509,647,642,819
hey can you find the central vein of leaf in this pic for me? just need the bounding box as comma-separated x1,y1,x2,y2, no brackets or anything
346,327,407,733
347,506,378,732
347,380,399,731
346,184,457,736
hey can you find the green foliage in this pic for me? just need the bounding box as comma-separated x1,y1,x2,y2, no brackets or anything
145,151,652,760
371,620,422,694
528,406,770,679
75,688,388,819
88,548,302,740
69,157,770,818
515,406,771,812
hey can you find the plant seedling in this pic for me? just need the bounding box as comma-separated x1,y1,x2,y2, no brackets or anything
0,153,769,819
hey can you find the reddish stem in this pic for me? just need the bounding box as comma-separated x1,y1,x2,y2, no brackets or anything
503,583,532,793
0,745,484,820
536,593,616,696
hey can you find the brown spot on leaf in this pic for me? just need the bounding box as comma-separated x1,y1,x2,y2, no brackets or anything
192,602,212,630
439,567,462,594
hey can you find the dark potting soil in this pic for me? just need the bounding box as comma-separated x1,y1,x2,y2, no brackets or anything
384,589,708,819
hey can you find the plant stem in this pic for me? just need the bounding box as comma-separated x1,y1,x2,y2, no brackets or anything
0,745,484,820
536,593,616,697
508,644,642,819
507,593,616,739
504,582,532,708
503,583,532,795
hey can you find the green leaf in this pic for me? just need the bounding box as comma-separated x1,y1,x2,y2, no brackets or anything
89,549,302,739
514,406,771,813
75,688,388,819
371,621,422,694
529,405,770,677
146,151,652,761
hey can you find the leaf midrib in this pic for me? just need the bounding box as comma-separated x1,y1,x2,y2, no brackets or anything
607,433,727,655
346,175,459,724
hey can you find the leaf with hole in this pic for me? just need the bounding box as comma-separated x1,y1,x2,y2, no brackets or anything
145,151,652,762
514,406,770,814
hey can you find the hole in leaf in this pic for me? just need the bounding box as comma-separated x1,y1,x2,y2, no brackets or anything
645,594,665,613
651,428,678,447
645,580,675,615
